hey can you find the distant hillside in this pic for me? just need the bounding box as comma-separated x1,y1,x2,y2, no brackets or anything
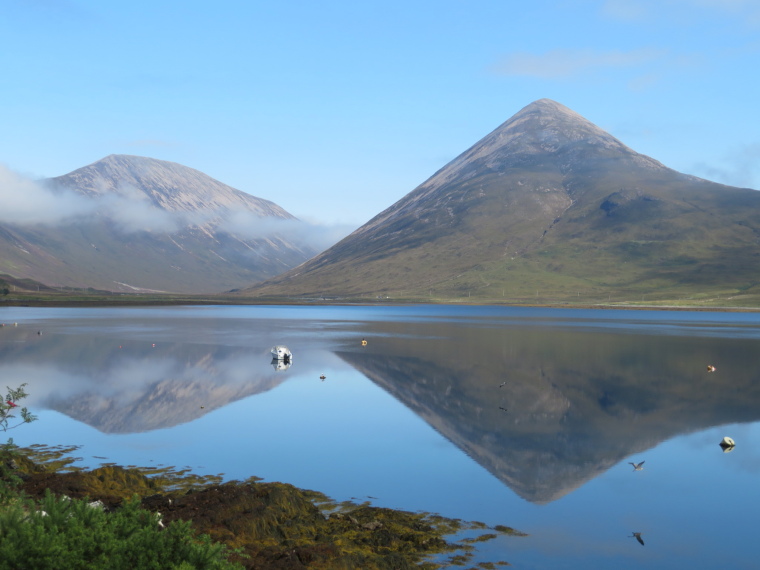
240,99,760,305
0,155,317,293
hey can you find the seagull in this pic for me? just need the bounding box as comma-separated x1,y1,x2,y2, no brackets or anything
630,532,645,546
629,461,645,471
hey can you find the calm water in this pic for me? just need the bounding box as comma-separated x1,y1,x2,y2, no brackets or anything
2,304,760,569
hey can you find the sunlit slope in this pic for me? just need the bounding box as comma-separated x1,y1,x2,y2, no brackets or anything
242,99,760,303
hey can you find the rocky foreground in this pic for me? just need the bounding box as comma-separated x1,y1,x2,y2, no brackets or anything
5,453,522,569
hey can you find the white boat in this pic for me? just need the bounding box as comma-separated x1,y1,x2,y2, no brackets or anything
271,345,292,364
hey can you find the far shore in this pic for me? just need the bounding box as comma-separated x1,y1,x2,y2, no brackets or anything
3,295,760,312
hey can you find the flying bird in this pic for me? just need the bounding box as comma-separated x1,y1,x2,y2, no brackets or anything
629,461,645,471
630,532,645,546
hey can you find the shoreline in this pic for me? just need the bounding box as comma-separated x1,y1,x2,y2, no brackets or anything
5,451,522,569
4,297,760,312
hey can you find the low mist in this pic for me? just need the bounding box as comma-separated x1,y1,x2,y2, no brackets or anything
0,165,355,250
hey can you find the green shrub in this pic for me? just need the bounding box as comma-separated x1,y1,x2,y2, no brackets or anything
1,384,37,433
0,492,242,570
1,384,39,505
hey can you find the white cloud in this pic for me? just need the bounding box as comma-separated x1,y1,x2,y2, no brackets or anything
627,72,662,91
0,164,95,224
98,192,186,233
0,166,187,232
602,0,760,26
601,0,649,22
0,165,355,250
491,48,664,79
691,143,760,190
220,211,354,252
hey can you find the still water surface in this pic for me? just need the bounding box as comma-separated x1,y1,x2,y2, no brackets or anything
2,304,760,569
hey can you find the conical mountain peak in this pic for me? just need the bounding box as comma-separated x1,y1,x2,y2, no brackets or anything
355,99,663,236
423,99,656,196
499,98,616,144
242,98,760,303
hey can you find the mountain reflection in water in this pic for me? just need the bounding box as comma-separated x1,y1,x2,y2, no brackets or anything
0,327,287,433
337,321,760,503
3,307,758,506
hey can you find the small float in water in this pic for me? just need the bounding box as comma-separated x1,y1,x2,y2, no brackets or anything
270,345,293,371
719,436,735,452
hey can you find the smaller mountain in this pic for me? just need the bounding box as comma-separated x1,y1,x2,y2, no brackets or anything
0,155,318,293
241,99,760,303
51,154,287,218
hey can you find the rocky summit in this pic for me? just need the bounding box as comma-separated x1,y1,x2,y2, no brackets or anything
0,155,317,293
241,99,760,304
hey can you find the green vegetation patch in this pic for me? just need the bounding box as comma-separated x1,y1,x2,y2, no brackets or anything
0,491,241,570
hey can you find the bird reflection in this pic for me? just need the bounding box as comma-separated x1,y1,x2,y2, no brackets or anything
630,532,645,546
629,461,645,471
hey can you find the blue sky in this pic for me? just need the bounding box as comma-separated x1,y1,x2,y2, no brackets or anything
2,0,759,233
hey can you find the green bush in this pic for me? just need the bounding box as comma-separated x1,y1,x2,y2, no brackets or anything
1,384,38,505
1,384,37,433
0,492,242,570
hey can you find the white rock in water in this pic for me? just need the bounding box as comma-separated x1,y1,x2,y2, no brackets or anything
720,436,735,448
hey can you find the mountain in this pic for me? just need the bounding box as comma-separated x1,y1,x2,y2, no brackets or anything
240,99,760,304
0,155,317,293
